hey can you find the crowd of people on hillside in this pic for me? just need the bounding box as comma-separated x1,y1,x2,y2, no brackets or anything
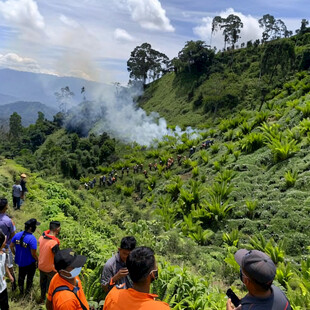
0,165,292,310
0,195,292,310
83,139,216,191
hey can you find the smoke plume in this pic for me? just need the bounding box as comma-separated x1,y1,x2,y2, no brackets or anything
65,82,200,146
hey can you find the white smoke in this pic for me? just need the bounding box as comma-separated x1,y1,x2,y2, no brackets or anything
92,83,170,145
66,82,202,146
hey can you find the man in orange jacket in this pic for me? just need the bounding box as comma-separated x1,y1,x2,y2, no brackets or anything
38,221,61,302
103,246,170,310
46,248,88,310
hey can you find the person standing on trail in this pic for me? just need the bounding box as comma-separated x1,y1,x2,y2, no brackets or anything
12,180,22,210
101,236,136,293
10,218,40,295
38,221,61,302
227,249,291,310
103,246,170,310
46,248,89,310
0,198,17,291
20,173,28,202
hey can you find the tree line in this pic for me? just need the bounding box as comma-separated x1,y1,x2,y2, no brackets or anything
127,16,309,86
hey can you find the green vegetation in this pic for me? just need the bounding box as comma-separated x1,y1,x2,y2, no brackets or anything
1,31,310,309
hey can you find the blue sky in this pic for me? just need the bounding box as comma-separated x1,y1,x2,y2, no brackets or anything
0,0,308,84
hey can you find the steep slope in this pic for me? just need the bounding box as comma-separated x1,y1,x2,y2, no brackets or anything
1,35,310,310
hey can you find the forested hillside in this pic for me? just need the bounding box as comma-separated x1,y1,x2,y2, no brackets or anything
1,31,310,310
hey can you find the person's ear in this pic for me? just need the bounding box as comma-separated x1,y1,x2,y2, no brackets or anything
59,269,69,277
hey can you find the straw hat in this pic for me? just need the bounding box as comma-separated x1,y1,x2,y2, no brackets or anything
21,173,27,178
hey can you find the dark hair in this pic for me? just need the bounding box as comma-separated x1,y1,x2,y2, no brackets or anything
126,246,155,283
243,269,272,291
50,221,61,231
251,278,272,291
0,229,5,247
25,223,36,232
120,236,136,250
0,198,8,211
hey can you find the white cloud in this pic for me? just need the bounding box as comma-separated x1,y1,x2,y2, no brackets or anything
194,8,263,50
114,28,135,42
0,0,45,31
125,0,175,32
59,14,79,28
0,52,56,75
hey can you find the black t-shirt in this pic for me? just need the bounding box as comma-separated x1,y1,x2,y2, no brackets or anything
241,285,291,310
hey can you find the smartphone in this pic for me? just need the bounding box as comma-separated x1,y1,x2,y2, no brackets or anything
226,288,241,307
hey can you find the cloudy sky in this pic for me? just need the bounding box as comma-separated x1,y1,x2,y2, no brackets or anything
0,0,308,84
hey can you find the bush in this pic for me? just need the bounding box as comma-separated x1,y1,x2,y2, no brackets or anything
266,137,300,162
299,118,310,134
122,186,134,196
240,132,264,153
192,166,199,177
222,229,239,246
284,170,298,188
224,142,235,154
210,144,220,154
245,199,258,219
296,101,310,118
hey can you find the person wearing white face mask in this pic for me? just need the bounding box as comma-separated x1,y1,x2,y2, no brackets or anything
46,248,89,310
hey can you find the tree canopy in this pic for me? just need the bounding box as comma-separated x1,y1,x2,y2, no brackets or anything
212,14,244,49
259,14,291,42
172,40,214,74
127,43,170,86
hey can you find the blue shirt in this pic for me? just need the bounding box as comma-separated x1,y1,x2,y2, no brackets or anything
0,214,15,246
11,231,37,267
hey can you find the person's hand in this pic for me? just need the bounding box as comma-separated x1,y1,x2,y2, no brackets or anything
114,268,129,281
9,274,14,283
226,299,242,310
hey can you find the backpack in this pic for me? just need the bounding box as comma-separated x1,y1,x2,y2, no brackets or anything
52,285,87,310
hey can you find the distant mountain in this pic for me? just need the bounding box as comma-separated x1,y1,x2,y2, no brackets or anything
0,101,57,126
0,92,19,105
0,68,111,108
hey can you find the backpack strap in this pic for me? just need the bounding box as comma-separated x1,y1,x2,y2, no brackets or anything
52,285,87,310
15,231,29,248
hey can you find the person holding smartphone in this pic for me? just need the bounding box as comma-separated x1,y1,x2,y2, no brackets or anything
103,246,169,310
227,249,291,310
101,236,136,292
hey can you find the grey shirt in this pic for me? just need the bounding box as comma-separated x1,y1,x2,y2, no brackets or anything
12,184,22,197
101,252,133,292
241,285,291,310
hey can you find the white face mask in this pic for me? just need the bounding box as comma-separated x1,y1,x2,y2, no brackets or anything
61,267,82,279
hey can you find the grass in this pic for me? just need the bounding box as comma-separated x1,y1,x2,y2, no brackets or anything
2,42,310,308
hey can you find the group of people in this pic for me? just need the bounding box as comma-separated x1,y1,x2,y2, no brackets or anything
0,198,292,310
0,197,63,309
100,237,292,310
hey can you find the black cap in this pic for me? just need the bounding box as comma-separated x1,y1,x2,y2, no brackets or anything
54,248,87,271
25,218,41,227
235,249,276,284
